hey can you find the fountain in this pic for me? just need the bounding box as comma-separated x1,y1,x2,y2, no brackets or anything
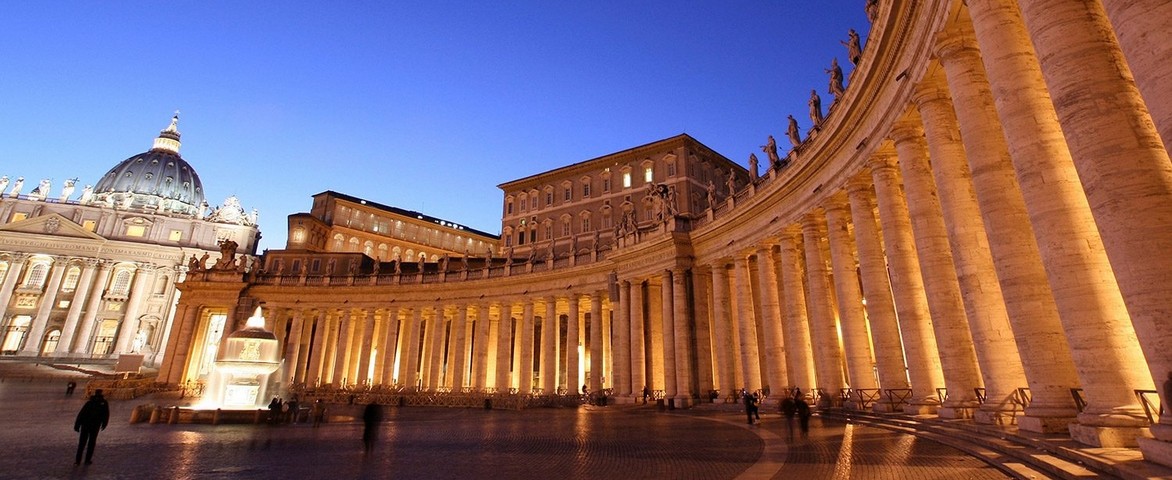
134,307,285,424
206,306,282,408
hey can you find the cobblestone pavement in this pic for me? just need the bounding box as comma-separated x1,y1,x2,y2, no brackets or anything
0,380,1010,479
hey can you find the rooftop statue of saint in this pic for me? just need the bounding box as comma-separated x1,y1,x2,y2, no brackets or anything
826,58,846,102
59,178,78,202
841,29,862,65
761,135,780,168
787,115,801,147
748,153,760,180
8,177,24,198
0,176,8,196
809,89,824,126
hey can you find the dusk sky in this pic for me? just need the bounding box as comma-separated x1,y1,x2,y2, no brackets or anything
0,2,869,251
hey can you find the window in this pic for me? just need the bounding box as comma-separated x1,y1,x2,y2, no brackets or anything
644,167,653,183
292,228,305,242
582,182,591,197
110,270,133,296
126,225,146,237
82,220,96,232
530,195,538,210
518,228,526,245
544,224,552,240
519,194,527,212
581,215,591,232
545,191,553,206
506,199,514,215
563,187,572,202
667,162,676,176
622,172,632,188
602,178,610,192
562,218,571,237
62,266,81,292
23,263,49,288
169,230,183,241
11,213,28,222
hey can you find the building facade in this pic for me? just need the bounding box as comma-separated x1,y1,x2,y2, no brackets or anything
157,0,1172,467
0,116,260,366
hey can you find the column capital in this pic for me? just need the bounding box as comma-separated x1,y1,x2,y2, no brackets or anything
889,112,926,146
911,74,954,111
823,191,851,214
846,171,875,196
801,209,828,235
932,23,981,64
867,143,900,172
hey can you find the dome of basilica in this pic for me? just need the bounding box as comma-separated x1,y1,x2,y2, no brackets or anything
92,115,206,216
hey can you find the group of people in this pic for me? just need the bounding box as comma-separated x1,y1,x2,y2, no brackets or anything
266,395,302,424
741,388,812,440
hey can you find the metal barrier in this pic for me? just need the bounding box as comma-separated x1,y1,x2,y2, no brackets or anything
853,388,882,409
1070,388,1087,413
935,387,948,404
974,387,987,405
883,388,914,408
1136,389,1163,424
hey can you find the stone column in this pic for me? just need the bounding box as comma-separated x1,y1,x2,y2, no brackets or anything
73,262,112,354
452,304,469,391
802,210,846,405
776,229,816,394
1012,0,1172,453
351,310,373,385
113,265,156,354
890,114,983,416
1098,0,1172,150
824,196,879,394
913,80,1029,423
472,304,490,391
23,260,68,355
709,262,737,400
732,254,762,392
0,254,27,315
846,177,912,398
960,5,1155,442
540,297,558,394
160,303,200,384
307,312,331,385
628,282,646,396
659,270,678,399
934,31,1086,431
645,281,664,390
333,310,356,386
615,282,632,397
671,267,693,402
403,308,422,390
56,259,99,354
519,301,536,394
691,268,715,400
284,310,305,384
589,292,604,392
868,148,946,411
754,247,788,394
425,308,446,391
494,306,512,391
381,307,401,385
565,295,581,393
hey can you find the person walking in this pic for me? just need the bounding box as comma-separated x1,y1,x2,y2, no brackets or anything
795,395,811,439
74,389,110,465
65,381,77,396
742,389,758,425
362,403,383,453
311,399,326,427
780,394,797,441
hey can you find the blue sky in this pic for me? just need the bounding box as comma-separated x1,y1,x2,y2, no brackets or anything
0,2,868,251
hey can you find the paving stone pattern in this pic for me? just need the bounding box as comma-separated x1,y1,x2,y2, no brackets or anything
0,381,1009,479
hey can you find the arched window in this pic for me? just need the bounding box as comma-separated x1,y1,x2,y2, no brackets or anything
405,249,415,262
332,234,345,250
580,211,592,232
392,246,402,260
348,237,360,252
61,266,81,292
519,193,528,212
363,240,374,256
561,216,572,237
110,270,133,296
377,244,388,260
23,263,49,288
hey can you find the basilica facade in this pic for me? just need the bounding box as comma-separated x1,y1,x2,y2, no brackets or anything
0,116,260,366
156,0,1172,467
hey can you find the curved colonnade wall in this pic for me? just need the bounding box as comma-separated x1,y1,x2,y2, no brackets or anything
157,0,1172,461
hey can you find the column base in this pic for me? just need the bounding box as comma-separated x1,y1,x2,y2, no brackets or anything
1018,414,1076,434
871,401,901,413
903,402,940,415
672,396,694,409
1069,423,1152,448
974,407,1019,425
938,406,974,419
1139,437,1172,469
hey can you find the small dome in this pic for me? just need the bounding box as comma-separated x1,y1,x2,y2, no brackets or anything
91,114,206,216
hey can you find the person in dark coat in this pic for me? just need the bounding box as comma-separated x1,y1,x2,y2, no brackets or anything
795,396,811,439
362,403,383,453
74,389,110,465
742,389,758,425
780,395,797,441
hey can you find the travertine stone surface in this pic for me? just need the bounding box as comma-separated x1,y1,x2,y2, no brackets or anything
802,211,846,403
733,255,762,392
755,247,788,393
777,228,816,393
1098,0,1172,152
710,263,736,399
824,194,878,391
659,274,678,398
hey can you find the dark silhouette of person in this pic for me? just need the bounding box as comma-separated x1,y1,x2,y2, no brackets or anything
311,399,326,427
795,396,811,439
362,403,383,453
268,397,282,424
74,389,110,465
780,395,797,441
642,385,651,404
66,381,77,396
742,389,758,425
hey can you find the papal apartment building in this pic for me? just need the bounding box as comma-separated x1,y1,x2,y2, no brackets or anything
0,116,259,366
157,0,1172,468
